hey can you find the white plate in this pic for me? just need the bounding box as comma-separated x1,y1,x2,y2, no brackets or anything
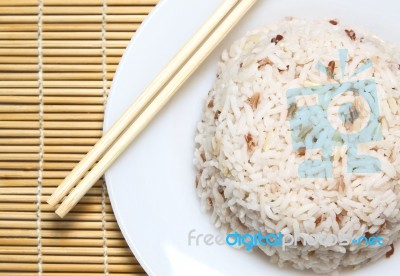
104,0,400,275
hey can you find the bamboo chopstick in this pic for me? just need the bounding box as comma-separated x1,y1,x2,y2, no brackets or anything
55,0,258,217
47,0,241,207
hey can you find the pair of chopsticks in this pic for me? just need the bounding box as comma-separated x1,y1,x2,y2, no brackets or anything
48,0,258,217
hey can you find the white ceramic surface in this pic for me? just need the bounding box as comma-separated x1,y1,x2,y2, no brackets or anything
104,0,400,275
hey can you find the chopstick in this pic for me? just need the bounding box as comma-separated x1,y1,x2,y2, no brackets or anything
47,0,240,208
52,0,258,217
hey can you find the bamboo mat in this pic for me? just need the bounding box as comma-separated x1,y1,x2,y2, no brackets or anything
0,0,158,274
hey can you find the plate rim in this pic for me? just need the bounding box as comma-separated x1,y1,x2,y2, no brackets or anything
103,1,168,275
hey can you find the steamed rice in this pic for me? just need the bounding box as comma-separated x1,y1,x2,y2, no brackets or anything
194,18,400,273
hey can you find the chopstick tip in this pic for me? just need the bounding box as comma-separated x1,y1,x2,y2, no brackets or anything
55,207,67,218
46,196,58,207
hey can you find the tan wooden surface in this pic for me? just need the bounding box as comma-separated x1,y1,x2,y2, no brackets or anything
0,0,158,274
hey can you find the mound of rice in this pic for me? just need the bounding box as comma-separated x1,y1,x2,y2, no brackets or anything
194,18,400,273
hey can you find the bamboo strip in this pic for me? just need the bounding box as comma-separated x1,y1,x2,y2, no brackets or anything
0,130,39,137
0,247,132,258
0,49,37,56
0,187,105,195
44,153,88,161
0,40,38,48
0,138,39,144
8,32,130,41
43,154,85,162
0,24,38,32
43,122,102,130
0,156,38,162
0,162,38,170
0,81,38,88
42,80,105,87
0,0,38,6
0,274,145,276
0,247,131,256
0,16,37,23
45,255,136,264
0,7,38,15
43,32,101,40
0,204,112,215
0,121,40,129
0,145,39,152
0,41,113,48
0,106,39,113
45,0,158,5
43,113,103,121
42,6,153,15
50,32,130,41
0,132,39,139
108,0,158,4
0,195,110,204
43,72,103,80
0,203,114,213
45,15,102,23
43,105,104,112
60,274,145,276
42,56,101,64
0,56,38,63
0,264,38,272
0,64,39,71
0,255,41,263
0,238,127,247
0,73,38,80
44,145,93,152
106,40,130,48
0,221,119,230
106,32,132,40
0,114,40,120
0,40,132,52
0,239,38,246
41,230,124,239
0,170,38,178
0,89,38,96
0,96,38,103
41,14,146,23
44,96,104,104
106,24,140,32
45,138,100,145
3,178,105,188
0,48,123,57
0,40,127,49
44,121,103,130
43,24,101,32
0,138,94,146
44,130,102,138
0,272,146,276
43,64,117,72
0,212,116,222
106,15,146,23
42,171,76,178
0,32,37,39
43,88,104,95
42,48,124,56
0,254,136,264
45,41,103,48
43,264,144,273
0,179,38,186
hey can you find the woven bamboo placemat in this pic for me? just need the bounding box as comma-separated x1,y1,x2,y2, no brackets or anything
0,0,158,274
